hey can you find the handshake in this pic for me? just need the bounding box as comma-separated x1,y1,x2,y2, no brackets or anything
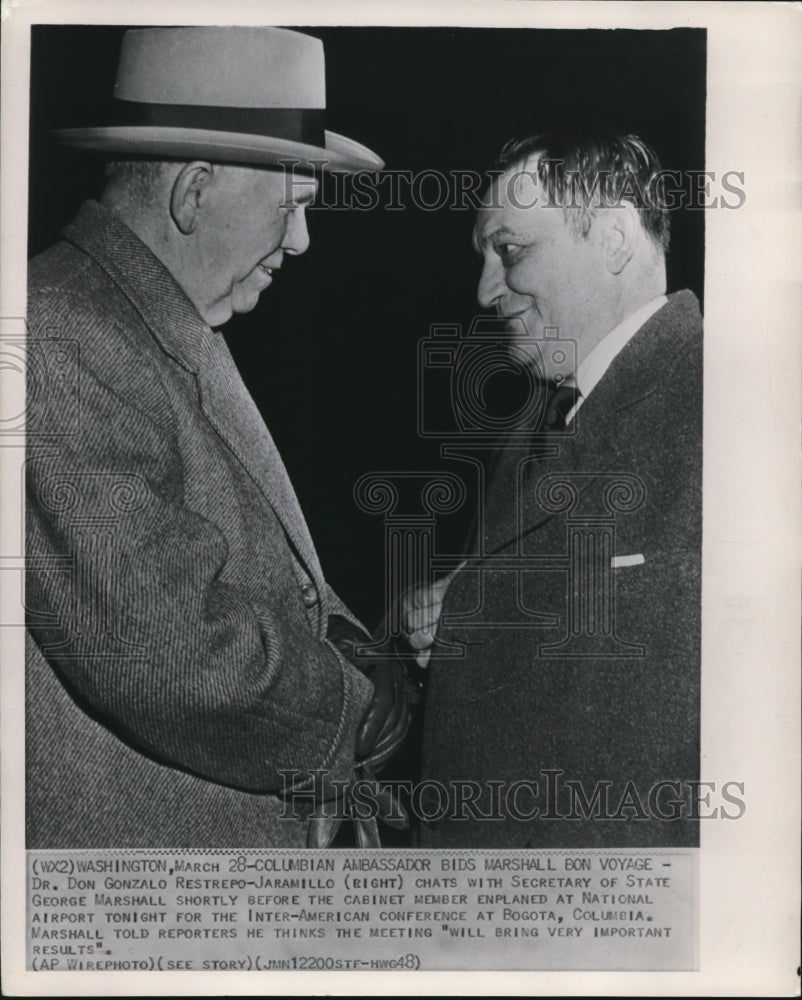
329,561,464,767
315,564,463,847
328,564,464,769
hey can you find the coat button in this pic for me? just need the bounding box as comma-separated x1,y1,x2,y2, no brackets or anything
301,582,318,607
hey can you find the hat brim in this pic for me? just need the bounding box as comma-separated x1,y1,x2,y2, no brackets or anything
53,126,383,173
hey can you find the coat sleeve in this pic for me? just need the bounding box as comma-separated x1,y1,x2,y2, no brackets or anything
25,305,373,796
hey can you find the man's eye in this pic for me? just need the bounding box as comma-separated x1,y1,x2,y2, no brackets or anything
497,243,521,260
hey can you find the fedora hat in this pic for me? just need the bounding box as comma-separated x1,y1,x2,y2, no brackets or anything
54,26,383,173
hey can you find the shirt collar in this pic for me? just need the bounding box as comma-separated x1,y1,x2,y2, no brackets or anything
565,294,667,424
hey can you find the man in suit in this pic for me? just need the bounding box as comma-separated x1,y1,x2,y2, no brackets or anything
26,26,409,848
408,131,702,847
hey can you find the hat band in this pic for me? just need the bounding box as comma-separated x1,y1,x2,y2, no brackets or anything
112,99,326,147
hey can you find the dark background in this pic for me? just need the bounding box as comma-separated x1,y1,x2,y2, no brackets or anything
28,25,706,630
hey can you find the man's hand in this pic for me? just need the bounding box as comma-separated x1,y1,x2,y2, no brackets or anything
402,562,465,668
327,615,413,770
355,659,411,767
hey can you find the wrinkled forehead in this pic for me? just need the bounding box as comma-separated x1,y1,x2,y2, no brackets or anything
215,163,319,204
275,169,319,203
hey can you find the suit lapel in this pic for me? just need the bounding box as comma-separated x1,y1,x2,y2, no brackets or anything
484,403,620,555
63,200,324,589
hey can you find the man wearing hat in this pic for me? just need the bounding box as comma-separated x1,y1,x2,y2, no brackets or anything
25,27,407,848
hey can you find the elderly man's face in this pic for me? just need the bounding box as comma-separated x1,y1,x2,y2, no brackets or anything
473,155,610,376
193,165,317,327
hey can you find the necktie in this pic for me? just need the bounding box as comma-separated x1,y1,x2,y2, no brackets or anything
519,381,581,485
542,381,580,431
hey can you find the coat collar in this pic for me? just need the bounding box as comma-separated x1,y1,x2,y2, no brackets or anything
63,199,209,374
595,289,702,416
62,200,323,588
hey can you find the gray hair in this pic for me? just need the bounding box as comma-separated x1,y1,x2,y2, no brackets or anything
103,159,176,201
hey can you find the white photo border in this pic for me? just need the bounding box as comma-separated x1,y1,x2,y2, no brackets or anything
1,1,800,996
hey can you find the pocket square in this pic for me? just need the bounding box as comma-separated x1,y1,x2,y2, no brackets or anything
611,553,645,568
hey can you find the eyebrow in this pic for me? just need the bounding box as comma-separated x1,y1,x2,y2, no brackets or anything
280,178,318,205
288,189,317,206
472,226,524,254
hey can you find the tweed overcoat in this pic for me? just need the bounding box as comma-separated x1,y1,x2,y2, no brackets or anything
25,200,373,848
419,291,703,848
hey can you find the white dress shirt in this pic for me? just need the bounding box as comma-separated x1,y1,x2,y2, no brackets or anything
564,294,667,425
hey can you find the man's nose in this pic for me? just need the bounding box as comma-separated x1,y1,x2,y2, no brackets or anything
476,258,506,309
282,208,311,256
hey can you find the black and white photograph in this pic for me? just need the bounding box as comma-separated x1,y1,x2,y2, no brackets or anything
1,0,799,995
24,20,708,852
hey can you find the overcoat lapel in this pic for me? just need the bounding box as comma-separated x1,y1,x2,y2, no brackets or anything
62,200,324,590
194,333,323,585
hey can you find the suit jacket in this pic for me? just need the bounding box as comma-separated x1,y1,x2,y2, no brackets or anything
25,200,373,848
419,290,702,848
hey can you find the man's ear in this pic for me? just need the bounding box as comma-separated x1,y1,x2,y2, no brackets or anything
603,203,639,275
170,161,214,235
